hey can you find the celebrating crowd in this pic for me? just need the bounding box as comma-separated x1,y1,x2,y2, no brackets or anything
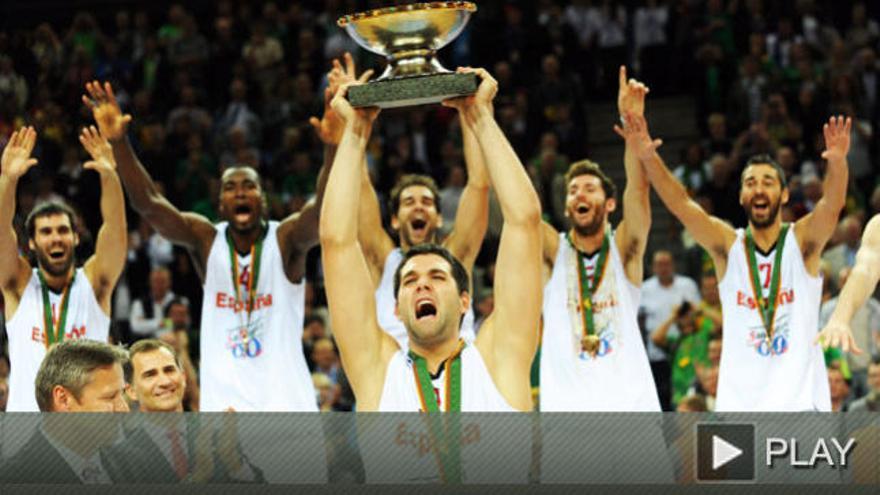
0,0,878,420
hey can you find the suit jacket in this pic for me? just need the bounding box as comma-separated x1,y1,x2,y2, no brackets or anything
0,429,119,484
848,396,880,412
101,418,264,483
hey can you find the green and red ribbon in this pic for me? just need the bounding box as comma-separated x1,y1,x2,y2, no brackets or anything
38,270,75,349
744,223,789,343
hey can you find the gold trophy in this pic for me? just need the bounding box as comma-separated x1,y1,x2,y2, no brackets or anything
337,1,478,108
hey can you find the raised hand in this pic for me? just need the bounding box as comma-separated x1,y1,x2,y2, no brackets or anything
821,115,852,164
617,66,649,117
78,125,116,173
442,67,498,113
330,82,380,130
815,319,863,355
614,112,662,162
82,81,132,142
310,52,374,145
1,127,39,180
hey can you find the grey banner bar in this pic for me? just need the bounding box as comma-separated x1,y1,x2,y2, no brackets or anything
0,413,877,485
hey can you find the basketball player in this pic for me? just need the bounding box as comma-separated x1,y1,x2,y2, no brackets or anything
638,114,851,411
317,53,489,348
83,79,329,411
1,126,126,412
817,213,880,354
539,67,660,411
320,68,542,411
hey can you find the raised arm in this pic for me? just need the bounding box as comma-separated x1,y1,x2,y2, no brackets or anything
613,67,652,285
442,111,490,271
357,156,393,282
0,127,37,302
794,116,851,275
453,68,542,411
320,83,396,408
84,81,215,275
638,117,736,277
815,214,880,354
651,309,678,349
278,55,375,282
79,126,127,313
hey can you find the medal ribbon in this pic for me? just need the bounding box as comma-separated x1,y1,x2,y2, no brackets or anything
38,270,75,349
226,224,265,334
408,339,465,412
408,339,465,483
566,230,610,339
744,223,789,341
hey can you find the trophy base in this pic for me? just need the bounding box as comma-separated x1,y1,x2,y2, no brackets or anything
348,73,478,109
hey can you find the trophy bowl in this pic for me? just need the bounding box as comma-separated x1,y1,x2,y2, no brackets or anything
337,2,479,108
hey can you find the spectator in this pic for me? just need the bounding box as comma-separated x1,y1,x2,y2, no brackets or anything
848,358,880,412
640,250,701,411
0,55,28,113
0,340,128,483
828,366,851,412
130,267,188,339
823,215,863,286
215,78,262,146
311,338,340,386
676,393,707,412
312,372,337,412
820,267,880,398
124,339,187,412
35,339,129,413
651,301,713,407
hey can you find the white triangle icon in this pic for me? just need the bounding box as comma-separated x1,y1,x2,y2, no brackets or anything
712,435,743,470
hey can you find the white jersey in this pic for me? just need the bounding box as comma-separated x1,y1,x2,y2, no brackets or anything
199,222,316,411
375,248,476,348
716,227,830,411
378,345,516,411
6,268,110,412
540,232,660,411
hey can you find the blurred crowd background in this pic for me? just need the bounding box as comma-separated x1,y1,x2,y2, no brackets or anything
0,0,878,413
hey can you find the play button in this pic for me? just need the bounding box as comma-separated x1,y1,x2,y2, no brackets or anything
712,435,743,470
697,423,755,482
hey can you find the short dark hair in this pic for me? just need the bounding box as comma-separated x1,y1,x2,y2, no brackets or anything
163,297,188,318
679,394,708,412
564,160,617,200
304,314,325,327
26,201,78,239
35,339,129,412
393,244,469,300
389,174,442,216
741,154,788,189
124,339,181,385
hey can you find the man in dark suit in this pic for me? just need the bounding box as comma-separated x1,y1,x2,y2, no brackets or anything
0,339,129,483
103,339,262,482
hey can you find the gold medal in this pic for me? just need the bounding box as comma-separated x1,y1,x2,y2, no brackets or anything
581,334,600,355
583,298,592,310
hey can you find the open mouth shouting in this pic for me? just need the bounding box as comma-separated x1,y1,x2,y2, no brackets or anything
415,297,438,322
571,202,593,221
410,218,429,238
751,196,770,216
234,204,254,224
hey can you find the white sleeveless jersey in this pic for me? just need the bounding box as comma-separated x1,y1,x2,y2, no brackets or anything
199,222,317,411
716,227,830,411
6,268,110,412
377,345,516,411
375,248,476,348
540,232,660,411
